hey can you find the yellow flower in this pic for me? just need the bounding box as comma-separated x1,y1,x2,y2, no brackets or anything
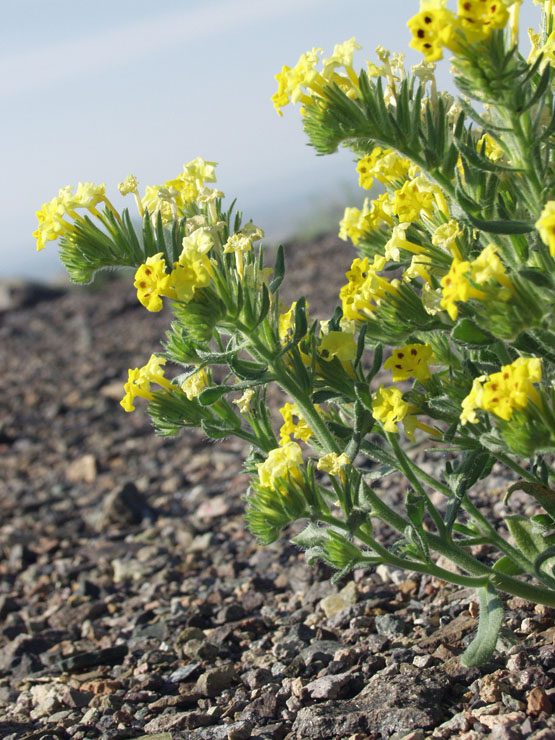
170,252,212,304
256,442,303,490
317,452,351,476
457,0,510,38
392,179,435,222
460,376,486,425
528,27,555,69
181,157,217,184
470,244,512,291
120,354,172,412
460,357,542,424
339,255,397,322
33,196,72,251
338,199,374,245
403,254,432,285
322,37,361,85
279,403,313,445
271,48,324,115
535,200,555,257
440,245,513,320
181,369,208,400
181,230,214,258
66,182,106,214
384,343,434,383
318,331,356,363
118,174,139,196
371,386,409,434
141,185,176,224
432,220,463,259
403,413,440,442
33,182,106,251
477,133,505,163
407,1,458,62
278,300,309,344
384,224,427,262
134,254,175,312
356,147,413,190
440,258,481,320
233,388,255,414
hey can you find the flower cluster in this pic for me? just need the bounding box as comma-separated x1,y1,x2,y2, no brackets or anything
461,357,542,424
272,38,361,115
34,182,107,251
407,0,516,62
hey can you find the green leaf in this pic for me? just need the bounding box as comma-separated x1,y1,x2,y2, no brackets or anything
452,319,495,347
198,385,229,406
269,245,285,294
291,522,328,549
492,555,524,576
228,355,269,380
252,283,270,328
505,515,546,562
518,269,553,288
505,481,555,524
359,440,398,468
405,489,429,561
534,547,555,581
465,215,534,234
460,583,504,667
200,418,236,440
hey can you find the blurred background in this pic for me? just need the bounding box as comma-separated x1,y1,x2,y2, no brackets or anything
1,0,541,280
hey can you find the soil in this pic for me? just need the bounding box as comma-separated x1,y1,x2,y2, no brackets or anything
1,233,555,740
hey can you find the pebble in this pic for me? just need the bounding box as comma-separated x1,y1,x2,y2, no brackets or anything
196,664,237,697
319,581,358,618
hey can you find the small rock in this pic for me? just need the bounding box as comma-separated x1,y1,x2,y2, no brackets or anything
527,686,553,715
479,671,510,703
241,668,273,690
58,644,127,671
320,581,358,618
181,638,219,660
375,613,409,638
103,481,156,526
300,640,343,666
66,454,97,483
227,721,253,740
304,672,360,701
196,663,237,697
168,662,202,682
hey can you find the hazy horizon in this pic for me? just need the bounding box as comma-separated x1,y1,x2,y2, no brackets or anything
2,1,541,282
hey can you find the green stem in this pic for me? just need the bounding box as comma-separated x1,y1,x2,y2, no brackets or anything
236,323,340,455
400,450,549,583
355,528,490,589
358,480,555,605
387,433,446,536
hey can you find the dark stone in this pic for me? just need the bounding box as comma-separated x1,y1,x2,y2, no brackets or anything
0,633,51,671
375,613,410,638
59,644,128,671
300,640,342,666
241,667,274,690
168,662,202,682
292,669,449,738
0,595,19,620
102,482,156,526
214,603,245,624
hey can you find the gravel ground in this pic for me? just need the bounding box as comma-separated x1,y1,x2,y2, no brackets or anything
1,234,555,740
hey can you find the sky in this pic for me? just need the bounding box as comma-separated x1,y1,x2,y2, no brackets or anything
1,0,542,280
